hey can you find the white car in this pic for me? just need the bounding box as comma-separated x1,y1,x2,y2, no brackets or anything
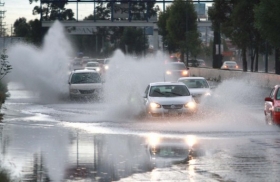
143,82,197,117
221,61,239,70
84,61,102,73
68,69,103,100
178,77,212,103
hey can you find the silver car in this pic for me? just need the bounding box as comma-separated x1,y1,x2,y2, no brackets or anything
68,69,103,100
143,82,197,117
178,77,212,103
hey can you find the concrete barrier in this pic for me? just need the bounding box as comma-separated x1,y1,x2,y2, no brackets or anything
189,68,280,88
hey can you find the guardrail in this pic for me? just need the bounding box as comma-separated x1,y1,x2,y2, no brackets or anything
189,67,280,88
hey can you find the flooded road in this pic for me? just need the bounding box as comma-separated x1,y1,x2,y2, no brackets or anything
1,82,280,182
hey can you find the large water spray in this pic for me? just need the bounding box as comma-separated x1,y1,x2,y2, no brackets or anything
6,21,73,102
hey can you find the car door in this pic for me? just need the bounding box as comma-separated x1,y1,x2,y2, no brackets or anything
143,85,150,107
265,87,276,115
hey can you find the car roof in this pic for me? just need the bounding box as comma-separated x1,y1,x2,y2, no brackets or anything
71,69,99,74
224,61,237,63
87,61,99,64
165,62,185,65
149,82,186,86
178,77,206,80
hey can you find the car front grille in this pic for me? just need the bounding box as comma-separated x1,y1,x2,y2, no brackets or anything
79,89,95,94
162,104,183,109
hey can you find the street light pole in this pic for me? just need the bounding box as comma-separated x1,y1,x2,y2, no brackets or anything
185,3,188,66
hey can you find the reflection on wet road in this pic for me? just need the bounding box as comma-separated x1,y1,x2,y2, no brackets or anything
1,82,280,182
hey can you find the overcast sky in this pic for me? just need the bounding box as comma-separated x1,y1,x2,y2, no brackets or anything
2,0,212,36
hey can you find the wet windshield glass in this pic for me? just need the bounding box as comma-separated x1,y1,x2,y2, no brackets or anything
86,62,99,67
149,85,190,97
165,63,186,70
71,72,101,84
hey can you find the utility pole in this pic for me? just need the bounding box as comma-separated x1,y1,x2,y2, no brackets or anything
0,1,6,50
0,1,6,36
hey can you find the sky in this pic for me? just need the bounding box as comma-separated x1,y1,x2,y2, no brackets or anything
2,0,212,36
2,0,93,35
3,0,40,35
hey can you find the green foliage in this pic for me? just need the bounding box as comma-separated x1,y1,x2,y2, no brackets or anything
254,0,280,48
13,18,42,45
13,18,30,37
0,169,11,182
158,0,200,60
30,0,75,21
158,7,177,53
119,27,148,55
0,50,12,81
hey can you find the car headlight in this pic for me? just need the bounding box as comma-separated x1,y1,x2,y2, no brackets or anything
184,101,196,109
166,70,172,75
96,68,100,72
150,102,161,108
204,92,211,96
147,133,161,147
70,89,79,94
182,70,188,76
274,107,280,112
105,65,109,70
185,135,197,148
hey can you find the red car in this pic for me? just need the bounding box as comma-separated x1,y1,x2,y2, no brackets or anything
264,85,280,125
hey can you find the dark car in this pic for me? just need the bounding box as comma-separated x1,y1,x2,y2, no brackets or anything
188,59,206,67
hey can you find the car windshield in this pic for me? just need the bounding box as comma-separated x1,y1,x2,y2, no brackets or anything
225,62,237,66
277,88,280,100
104,59,110,64
70,72,101,84
165,63,187,70
151,146,188,158
86,62,99,67
179,79,209,88
149,85,190,97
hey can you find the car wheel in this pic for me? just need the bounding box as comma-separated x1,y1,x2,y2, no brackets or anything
265,112,274,125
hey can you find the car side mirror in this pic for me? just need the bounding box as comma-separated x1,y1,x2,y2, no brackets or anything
265,97,273,102
142,94,147,98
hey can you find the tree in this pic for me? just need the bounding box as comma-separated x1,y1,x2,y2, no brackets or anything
28,19,42,45
254,0,280,74
13,18,42,45
165,0,200,64
158,6,177,53
0,50,12,106
13,18,30,37
209,0,262,72
29,0,75,21
119,27,148,55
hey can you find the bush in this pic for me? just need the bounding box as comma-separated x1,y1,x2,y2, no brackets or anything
0,169,11,182
0,49,11,106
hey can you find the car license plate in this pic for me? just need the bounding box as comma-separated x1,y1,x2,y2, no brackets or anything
168,109,178,116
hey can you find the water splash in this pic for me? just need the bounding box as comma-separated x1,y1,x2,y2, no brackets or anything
6,21,73,103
